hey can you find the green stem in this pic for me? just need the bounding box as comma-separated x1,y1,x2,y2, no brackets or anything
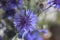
27,0,30,9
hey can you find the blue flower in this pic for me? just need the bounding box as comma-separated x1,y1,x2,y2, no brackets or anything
18,0,23,7
2,2,17,18
0,36,2,40
24,30,42,40
8,0,22,6
42,29,48,36
1,0,20,19
8,0,17,5
3,9,16,19
47,0,60,10
13,9,37,32
2,2,17,10
0,0,22,9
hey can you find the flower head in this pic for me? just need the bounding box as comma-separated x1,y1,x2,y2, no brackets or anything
8,0,22,6
13,9,37,32
24,30,42,40
3,8,16,19
47,0,60,10
0,0,22,9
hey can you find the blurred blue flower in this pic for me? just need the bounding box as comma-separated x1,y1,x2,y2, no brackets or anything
18,0,23,7
8,0,18,5
47,0,60,10
24,30,42,40
13,9,37,32
3,9,16,19
8,0,22,6
2,2,17,19
0,0,22,9
1,2,17,10
0,36,2,40
42,29,48,36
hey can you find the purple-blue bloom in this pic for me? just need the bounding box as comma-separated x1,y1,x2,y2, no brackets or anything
13,9,37,32
24,30,42,40
1,1,17,19
8,0,22,6
4,3,17,10
0,37,2,40
18,0,22,7
0,0,22,9
3,9,16,19
42,29,48,36
47,0,60,10
0,1,17,10
1,0,22,20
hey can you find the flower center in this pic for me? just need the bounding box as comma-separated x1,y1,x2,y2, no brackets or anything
21,18,26,25
20,16,30,27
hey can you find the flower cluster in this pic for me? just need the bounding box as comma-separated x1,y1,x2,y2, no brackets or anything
0,0,22,9
24,30,42,40
3,9,16,19
0,0,53,40
47,0,60,10
0,0,22,19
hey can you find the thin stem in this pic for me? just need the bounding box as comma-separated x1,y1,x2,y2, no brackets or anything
27,0,30,9
42,5,52,13
22,29,28,40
